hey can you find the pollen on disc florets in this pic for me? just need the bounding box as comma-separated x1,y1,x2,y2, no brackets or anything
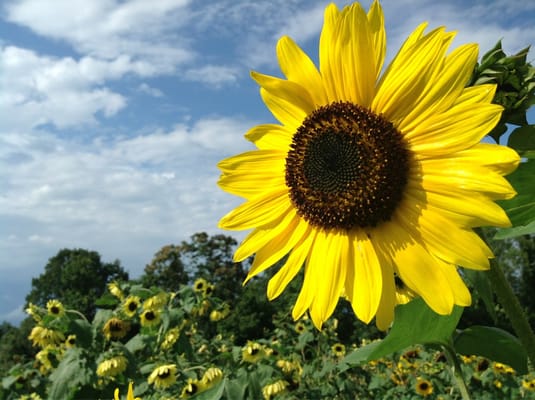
285,101,410,230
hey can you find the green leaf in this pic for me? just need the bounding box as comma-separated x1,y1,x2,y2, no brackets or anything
67,318,93,348
507,125,535,154
462,270,497,322
454,325,528,374
192,379,226,400
125,333,152,354
496,160,535,238
342,298,463,366
225,371,248,400
494,220,535,239
94,293,120,308
48,348,92,400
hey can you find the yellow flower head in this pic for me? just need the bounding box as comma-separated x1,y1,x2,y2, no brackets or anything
25,302,42,322
103,318,130,340
123,295,141,318
242,341,266,363
331,343,346,357
201,367,224,388
522,379,535,392
96,355,127,377
161,326,181,350
294,321,306,334
415,378,433,397
193,278,208,293
148,364,178,389
108,282,124,300
180,378,206,398
262,380,288,400
143,292,168,311
140,309,161,328
114,381,142,400
217,0,519,330
46,299,65,317
65,334,76,348
28,326,65,348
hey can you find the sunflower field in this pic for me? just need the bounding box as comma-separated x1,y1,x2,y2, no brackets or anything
3,276,535,400
2,0,535,399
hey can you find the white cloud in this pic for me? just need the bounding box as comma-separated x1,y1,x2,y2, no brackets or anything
137,83,164,97
183,65,239,88
0,45,128,129
4,0,194,69
0,117,254,279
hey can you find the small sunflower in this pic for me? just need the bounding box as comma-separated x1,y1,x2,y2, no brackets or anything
143,292,168,310
123,295,141,318
193,278,208,293
108,282,124,300
242,341,266,363
415,378,433,397
140,309,161,328
476,358,490,373
46,299,65,318
294,321,306,334
217,0,519,330
262,380,288,400
148,364,178,389
96,355,128,378
25,303,42,322
492,362,515,375
103,318,130,340
65,334,76,348
35,346,59,374
28,326,65,348
331,343,346,357
204,283,215,296
180,378,206,398
522,379,535,392
114,382,142,400
201,367,224,389
161,327,181,350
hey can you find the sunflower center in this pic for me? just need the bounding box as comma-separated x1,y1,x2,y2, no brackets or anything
286,101,410,230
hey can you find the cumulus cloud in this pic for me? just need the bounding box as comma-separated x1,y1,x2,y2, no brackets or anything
0,45,127,130
183,65,239,88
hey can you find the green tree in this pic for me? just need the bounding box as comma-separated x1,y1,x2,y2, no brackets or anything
25,248,128,319
0,318,35,376
139,245,189,291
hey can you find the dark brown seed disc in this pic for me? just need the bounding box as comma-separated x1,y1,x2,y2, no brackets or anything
285,101,410,230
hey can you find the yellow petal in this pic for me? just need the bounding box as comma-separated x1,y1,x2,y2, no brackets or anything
334,2,376,106
219,189,291,230
373,27,454,124
218,172,286,199
411,187,511,228
418,159,517,200
396,199,493,270
437,260,472,307
252,71,315,116
451,143,520,176
373,250,396,330
406,103,503,156
267,229,314,300
375,218,455,315
234,208,298,262
319,3,342,102
244,124,293,150
347,231,382,323
245,216,310,283
218,149,285,173
399,44,479,133
259,87,307,131
277,36,327,106
367,0,386,80
308,230,347,329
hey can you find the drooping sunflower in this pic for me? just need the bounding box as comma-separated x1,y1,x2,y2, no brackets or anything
217,0,519,330
147,364,178,389
103,317,130,340
262,380,289,400
242,341,266,363
180,378,206,398
28,326,65,348
96,355,128,378
64,334,76,348
201,367,224,389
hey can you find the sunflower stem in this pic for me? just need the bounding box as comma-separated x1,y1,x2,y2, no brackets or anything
487,257,535,369
443,342,471,400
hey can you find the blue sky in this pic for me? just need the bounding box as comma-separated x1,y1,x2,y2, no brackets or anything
1,0,534,325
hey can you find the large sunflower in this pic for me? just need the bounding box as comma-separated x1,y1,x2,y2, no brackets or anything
218,1,519,330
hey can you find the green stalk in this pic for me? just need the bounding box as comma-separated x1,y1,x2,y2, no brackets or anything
487,257,535,369
442,343,471,400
